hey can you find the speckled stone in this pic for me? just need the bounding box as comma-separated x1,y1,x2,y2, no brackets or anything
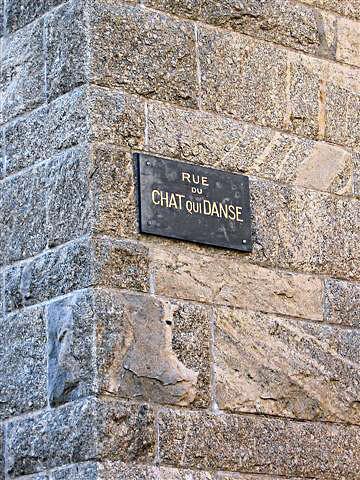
214,306,360,424
51,463,98,480
250,178,360,279
147,101,354,195
145,0,337,59
1,19,45,123
0,164,47,266
0,425,4,480
198,27,287,129
158,408,360,477
90,2,199,107
151,246,324,321
4,238,149,312
45,1,88,100
324,278,360,327
6,399,155,478
0,306,47,420
5,0,63,33
300,0,360,22
337,17,360,68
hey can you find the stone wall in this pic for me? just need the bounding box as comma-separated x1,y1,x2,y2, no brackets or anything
0,0,359,479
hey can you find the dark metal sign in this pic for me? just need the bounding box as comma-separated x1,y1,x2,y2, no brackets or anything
135,153,252,252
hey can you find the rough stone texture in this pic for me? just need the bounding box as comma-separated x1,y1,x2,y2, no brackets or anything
198,27,287,129
0,164,47,266
48,291,97,406
6,399,155,478
287,53,323,138
214,307,360,425
99,462,217,479
5,0,64,33
0,306,47,420
4,237,149,312
151,246,324,321
0,129,4,178
90,146,139,239
324,279,360,327
145,0,337,59
300,0,360,21
103,290,210,407
1,19,45,123
158,409,360,478
51,463,98,480
3,86,145,177
0,427,4,480
45,1,88,101
250,178,360,279
47,147,92,248
325,82,360,150
147,101,354,196
337,17,360,68
90,3,199,107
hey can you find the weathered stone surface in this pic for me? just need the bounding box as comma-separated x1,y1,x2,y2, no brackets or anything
90,147,138,238
324,279,360,327
0,164,47,266
5,0,63,33
325,82,360,150
0,427,4,480
215,307,360,425
147,101,354,196
48,291,96,406
45,1,88,100
146,0,337,59
198,27,287,129
0,271,4,317
96,290,209,407
158,408,360,477
300,0,360,22
4,106,48,174
151,247,324,321
99,462,216,479
6,399,155,478
51,463,97,480
1,19,45,122
47,147,92,247
287,54,323,138
0,129,4,178
90,3,198,107
337,17,360,68
251,178,360,279
4,238,149,312
0,306,47,420
3,86,145,177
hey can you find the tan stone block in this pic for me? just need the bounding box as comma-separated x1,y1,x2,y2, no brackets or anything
214,307,360,424
324,278,360,327
300,0,360,22
158,408,360,477
251,178,360,279
198,27,287,129
145,0,337,60
95,290,210,407
151,246,323,321
147,102,354,195
337,17,360,68
90,2,198,107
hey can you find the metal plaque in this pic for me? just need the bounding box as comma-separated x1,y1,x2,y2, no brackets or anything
136,153,252,252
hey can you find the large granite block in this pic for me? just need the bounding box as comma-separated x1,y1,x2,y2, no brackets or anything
145,0,336,59
6,399,155,478
151,246,324,321
1,19,45,123
45,1,88,100
214,307,360,425
0,306,47,420
300,0,360,21
147,101,354,196
90,3,198,107
158,408,360,477
198,27,287,129
5,0,63,33
324,278,360,327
